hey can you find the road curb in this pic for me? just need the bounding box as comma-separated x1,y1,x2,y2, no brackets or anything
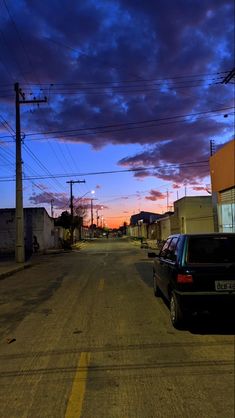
0,263,32,281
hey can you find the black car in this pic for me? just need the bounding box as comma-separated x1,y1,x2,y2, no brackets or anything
148,233,235,328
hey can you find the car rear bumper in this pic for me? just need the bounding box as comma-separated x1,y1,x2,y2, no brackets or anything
174,290,235,312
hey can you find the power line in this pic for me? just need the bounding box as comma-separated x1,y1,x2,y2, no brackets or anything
23,143,66,191
24,82,221,96
0,159,209,182
2,0,42,87
0,111,233,145
19,77,223,91
0,28,28,84
0,70,229,91
0,114,15,135
19,71,229,86
0,106,232,141
0,81,223,100
13,77,224,98
30,182,68,208
43,138,73,177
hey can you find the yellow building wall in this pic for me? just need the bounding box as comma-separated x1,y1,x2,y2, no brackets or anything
174,197,214,233
210,139,235,192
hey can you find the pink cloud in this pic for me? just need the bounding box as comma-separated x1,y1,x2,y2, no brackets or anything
145,189,166,201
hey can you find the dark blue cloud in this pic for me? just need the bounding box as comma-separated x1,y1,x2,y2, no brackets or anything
0,0,234,185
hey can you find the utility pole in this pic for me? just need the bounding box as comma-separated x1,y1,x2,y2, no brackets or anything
51,199,54,218
90,198,98,238
15,82,47,263
66,179,85,244
91,198,93,228
96,209,99,227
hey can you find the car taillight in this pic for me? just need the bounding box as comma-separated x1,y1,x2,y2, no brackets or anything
177,273,193,283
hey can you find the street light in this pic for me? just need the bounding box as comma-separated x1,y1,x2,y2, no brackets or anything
75,189,95,204
90,191,96,236
96,205,103,227
74,190,95,240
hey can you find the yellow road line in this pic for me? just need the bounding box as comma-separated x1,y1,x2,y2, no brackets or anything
65,352,91,418
118,319,126,334
98,278,105,291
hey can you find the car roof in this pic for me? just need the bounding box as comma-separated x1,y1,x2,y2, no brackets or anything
168,233,235,239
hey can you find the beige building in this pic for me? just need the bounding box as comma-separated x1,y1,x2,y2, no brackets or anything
210,139,235,232
172,196,214,234
154,213,177,241
127,196,214,241
153,196,214,240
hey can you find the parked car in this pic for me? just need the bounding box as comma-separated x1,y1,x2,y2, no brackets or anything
148,233,235,328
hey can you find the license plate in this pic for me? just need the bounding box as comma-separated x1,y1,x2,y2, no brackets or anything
215,280,235,291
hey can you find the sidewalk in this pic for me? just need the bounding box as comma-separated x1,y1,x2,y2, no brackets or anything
0,242,89,280
0,259,32,280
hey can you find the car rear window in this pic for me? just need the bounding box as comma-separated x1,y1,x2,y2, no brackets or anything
186,236,235,263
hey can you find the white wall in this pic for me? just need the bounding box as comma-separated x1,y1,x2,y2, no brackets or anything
0,208,55,254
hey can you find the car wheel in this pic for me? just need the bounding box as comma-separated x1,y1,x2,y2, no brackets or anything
153,272,161,297
170,292,185,329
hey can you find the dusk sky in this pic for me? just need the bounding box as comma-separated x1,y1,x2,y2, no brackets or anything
0,0,234,228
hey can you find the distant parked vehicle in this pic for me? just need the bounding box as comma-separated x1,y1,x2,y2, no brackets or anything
148,233,235,328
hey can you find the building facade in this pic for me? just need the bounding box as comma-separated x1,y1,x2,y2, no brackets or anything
127,196,214,240
210,139,235,232
130,211,162,226
172,196,214,234
0,207,55,256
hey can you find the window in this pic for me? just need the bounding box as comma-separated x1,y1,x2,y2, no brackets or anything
167,237,178,261
160,238,171,258
160,237,178,261
187,236,235,263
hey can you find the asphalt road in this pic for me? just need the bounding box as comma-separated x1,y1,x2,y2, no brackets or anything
0,237,234,418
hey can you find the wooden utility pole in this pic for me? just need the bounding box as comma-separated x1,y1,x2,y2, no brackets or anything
15,83,47,263
51,199,54,218
91,198,93,227
90,198,98,238
66,179,85,243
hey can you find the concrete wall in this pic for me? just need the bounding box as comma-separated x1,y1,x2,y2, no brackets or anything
0,208,55,254
173,196,214,233
0,209,15,253
43,210,56,248
126,196,214,239
159,217,172,240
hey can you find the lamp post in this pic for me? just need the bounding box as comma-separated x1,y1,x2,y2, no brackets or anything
88,191,96,238
75,190,95,240
96,206,103,227
91,198,93,228
66,179,86,244
76,190,95,203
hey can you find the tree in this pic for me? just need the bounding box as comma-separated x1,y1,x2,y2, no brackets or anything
55,211,72,229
